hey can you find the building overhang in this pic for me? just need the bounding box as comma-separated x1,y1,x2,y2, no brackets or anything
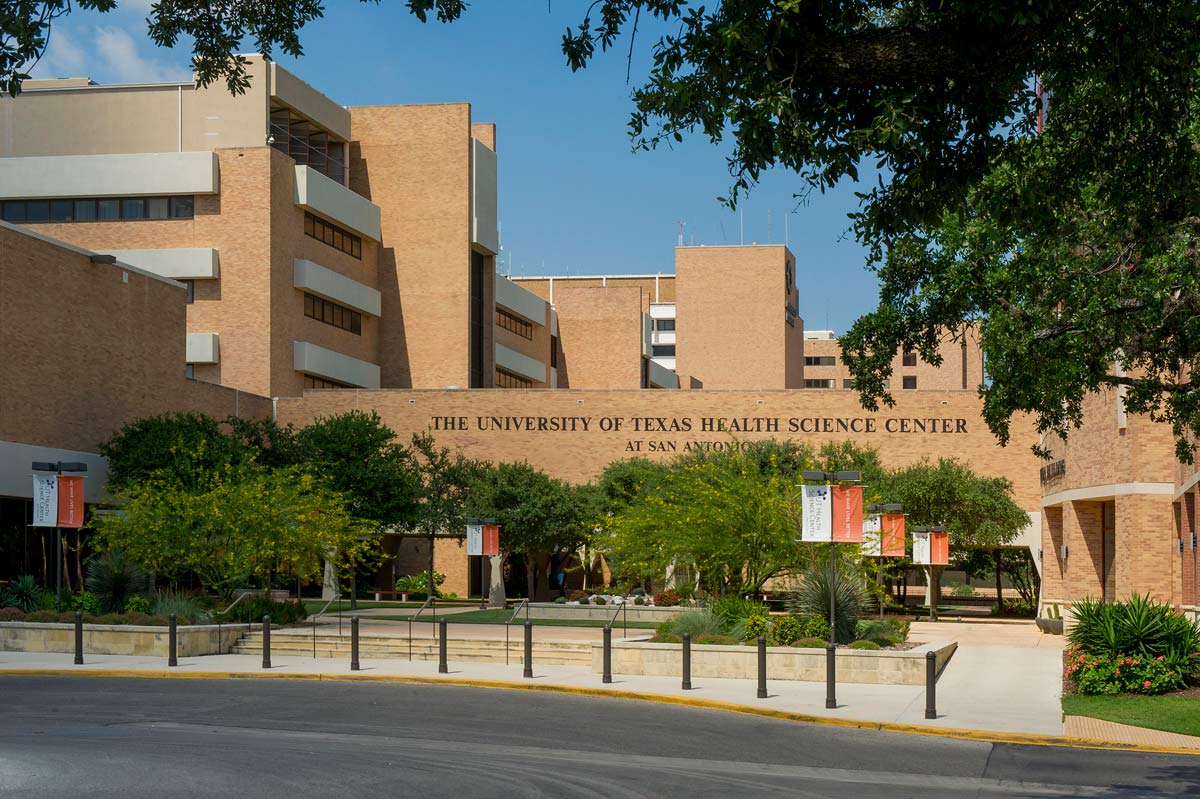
293,165,382,242
0,151,219,198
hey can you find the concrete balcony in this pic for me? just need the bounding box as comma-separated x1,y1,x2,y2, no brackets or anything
185,333,219,364
495,274,545,326
293,165,381,241
99,248,219,280
294,340,380,388
647,359,679,389
495,343,547,384
0,152,219,198
294,258,380,316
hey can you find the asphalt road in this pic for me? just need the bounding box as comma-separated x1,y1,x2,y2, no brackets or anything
0,677,1197,798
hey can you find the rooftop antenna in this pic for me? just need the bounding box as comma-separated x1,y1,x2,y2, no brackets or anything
785,212,789,248
740,208,744,245
677,221,684,247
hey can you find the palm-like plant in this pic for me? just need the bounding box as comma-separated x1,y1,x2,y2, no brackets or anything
785,566,868,644
3,575,41,612
85,550,151,613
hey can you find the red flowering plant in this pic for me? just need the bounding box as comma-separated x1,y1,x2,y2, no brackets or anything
652,589,681,607
1067,647,1184,695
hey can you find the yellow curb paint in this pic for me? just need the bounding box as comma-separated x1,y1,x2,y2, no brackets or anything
2,668,1197,757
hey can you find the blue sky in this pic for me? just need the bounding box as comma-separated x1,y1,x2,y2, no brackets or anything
30,1,881,334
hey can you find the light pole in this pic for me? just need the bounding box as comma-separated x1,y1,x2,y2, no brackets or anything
32,461,88,612
867,503,903,619
801,469,860,710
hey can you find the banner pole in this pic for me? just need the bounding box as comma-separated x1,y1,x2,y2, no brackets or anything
55,526,62,612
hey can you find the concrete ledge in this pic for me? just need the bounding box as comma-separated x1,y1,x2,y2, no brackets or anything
0,622,237,657
524,603,684,623
590,639,957,685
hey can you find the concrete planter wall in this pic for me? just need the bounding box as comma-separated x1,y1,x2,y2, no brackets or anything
590,638,957,685
526,603,685,623
0,622,238,658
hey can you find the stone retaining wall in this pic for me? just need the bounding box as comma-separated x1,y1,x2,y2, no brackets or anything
523,603,685,623
0,622,238,658
590,638,957,685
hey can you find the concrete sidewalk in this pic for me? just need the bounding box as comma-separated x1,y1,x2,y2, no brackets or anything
0,644,1065,738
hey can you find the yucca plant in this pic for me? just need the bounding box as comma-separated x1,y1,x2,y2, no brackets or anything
4,575,42,613
151,591,210,625
708,595,765,634
1069,594,1200,674
785,566,868,644
86,550,151,613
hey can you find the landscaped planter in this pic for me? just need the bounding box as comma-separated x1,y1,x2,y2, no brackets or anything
525,602,685,623
0,621,238,658
1035,617,1064,635
590,638,957,685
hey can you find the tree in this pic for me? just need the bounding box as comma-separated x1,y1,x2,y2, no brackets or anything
98,412,242,492
93,464,372,601
464,462,588,601
881,458,1029,620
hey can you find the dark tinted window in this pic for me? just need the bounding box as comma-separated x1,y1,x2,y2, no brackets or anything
50,200,73,222
2,202,25,222
25,201,49,222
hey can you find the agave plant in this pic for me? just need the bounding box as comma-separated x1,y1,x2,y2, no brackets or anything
785,566,868,644
86,550,151,613
1069,594,1200,673
4,575,42,613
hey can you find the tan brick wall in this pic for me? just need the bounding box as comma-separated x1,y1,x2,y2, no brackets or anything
550,284,646,389
350,104,474,389
0,224,270,454
675,245,797,389
802,328,984,391
514,275,675,312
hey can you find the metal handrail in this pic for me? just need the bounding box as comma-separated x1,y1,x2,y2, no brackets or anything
505,598,529,666
408,597,433,661
606,600,629,639
311,594,341,659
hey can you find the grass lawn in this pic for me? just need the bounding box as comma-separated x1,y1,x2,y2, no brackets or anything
1062,695,1200,738
369,608,659,630
301,600,426,614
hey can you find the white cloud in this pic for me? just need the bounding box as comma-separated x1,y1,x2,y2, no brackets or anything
94,25,192,83
28,27,88,79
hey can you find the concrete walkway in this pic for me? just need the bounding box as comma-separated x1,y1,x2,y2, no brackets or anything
1064,715,1200,750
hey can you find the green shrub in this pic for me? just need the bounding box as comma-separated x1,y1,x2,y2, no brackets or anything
1068,649,1187,695
854,618,910,647
769,615,803,646
791,637,827,648
594,596,608,606
741,612,770,642
633,596,645,606
4,575,42,612
695,633,739,646
567,590,589,601
653,589,681,607
222,597,307,625
654,632,682,643
849,640,881,650
152,591,211,624
709,595,765,632
1069,594,1200,674
952,583,975,597
553,596,567,604
395,573,445,597
785,567,868,644
37,591,57,611
67,591,101,616
668,609,725,640
803,614,832,641
125,595,153,614
85,550,151,613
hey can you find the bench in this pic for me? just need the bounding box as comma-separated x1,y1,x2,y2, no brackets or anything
372,591,414,602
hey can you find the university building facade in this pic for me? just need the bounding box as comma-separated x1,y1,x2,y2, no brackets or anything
3,59,1186,619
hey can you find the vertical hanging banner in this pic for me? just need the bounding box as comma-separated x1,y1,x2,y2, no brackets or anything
57,476,85,529
800,485,832,542
912,530,932,565
831,485,864,543
930,530,950,566
882,514,907,557
465,523,483,556
861,515,882,556
31,475,58,527
482,523,500,557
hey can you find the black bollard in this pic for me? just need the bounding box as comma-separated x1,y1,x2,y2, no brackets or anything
826,644,837,709
168,614,178,667
523,621,533,679
602,625,612,684
350,616,360,671
73,611,83,665
925,651,937,719
262,615,271,669
757,635,768,699
438,618,448,674
681,633,692,690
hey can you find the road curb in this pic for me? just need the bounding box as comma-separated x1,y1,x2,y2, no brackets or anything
3,667,1197,756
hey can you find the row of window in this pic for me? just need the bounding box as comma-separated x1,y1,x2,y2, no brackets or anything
304,374,352,389
805,378,908,389
496,307,533,339
651,344,675,358
1,196,194,224
804,355,836,367
304,212,362,259
495,368,534,389
653,319,675,332
304,292,363,335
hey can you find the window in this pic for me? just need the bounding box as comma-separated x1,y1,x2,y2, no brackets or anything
654,319,676,331
902,351,917,367
496,307,533,339
495,368,534,389
1,196,194,223
804,379,835,389
304,292,362,335
183,280,194,304
902,376,917,389
652,344,676,357
842,379,855,389
804,356,836,367
303,374,352,389
304,212,361,259
550,335,559,369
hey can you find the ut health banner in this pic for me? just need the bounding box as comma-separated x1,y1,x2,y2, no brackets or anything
800,485,831,542
881,513,906,557
31,475,86,529
913,530,949,566
466,524,483,556
831,485,863,543
466,523,500,557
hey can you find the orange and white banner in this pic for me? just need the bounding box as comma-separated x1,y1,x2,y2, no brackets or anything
882,513,906,557
31,475,58,527
482,523,500,557
831,485,863,543
929,530,950,566
57,475,85,529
